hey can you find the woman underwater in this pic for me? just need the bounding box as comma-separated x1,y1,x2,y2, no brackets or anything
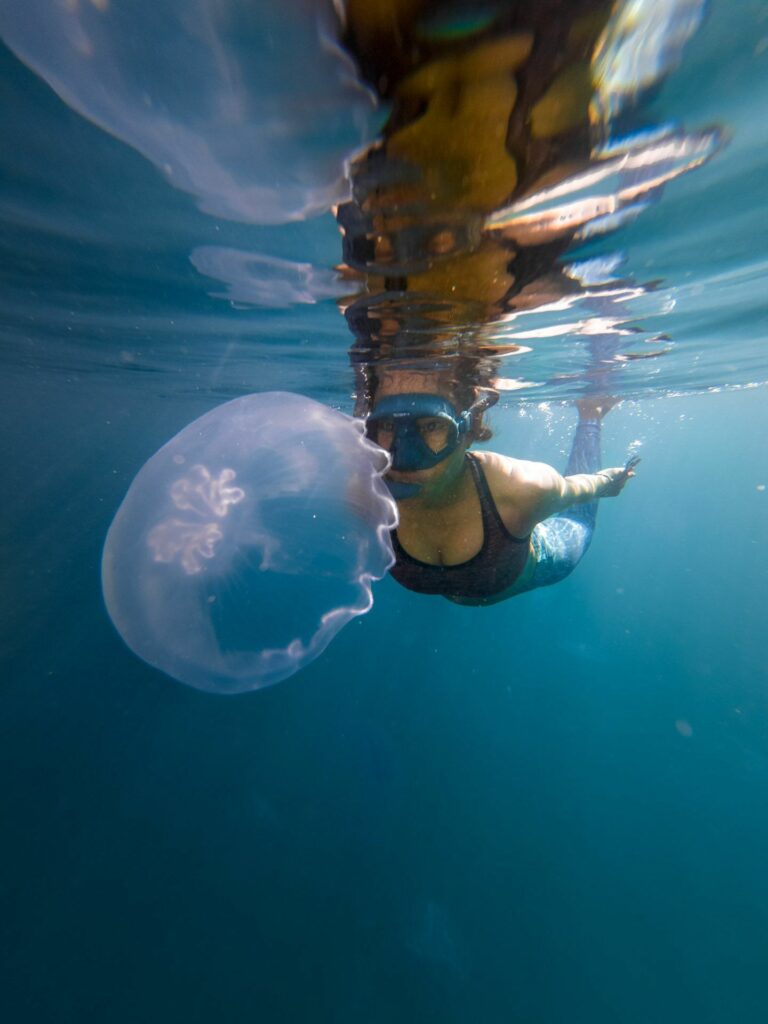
363,360,637,605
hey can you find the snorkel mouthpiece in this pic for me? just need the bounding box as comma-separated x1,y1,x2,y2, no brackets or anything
365,393,470,473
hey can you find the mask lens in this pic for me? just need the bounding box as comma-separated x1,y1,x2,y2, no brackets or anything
415,417,453,454
367,418,394,450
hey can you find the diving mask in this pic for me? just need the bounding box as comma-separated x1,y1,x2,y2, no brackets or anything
365,393,471,473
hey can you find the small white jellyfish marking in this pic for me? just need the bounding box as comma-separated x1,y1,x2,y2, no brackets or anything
148,518,224,576
170,465,245,518
146,467,244,574
675,719,693,738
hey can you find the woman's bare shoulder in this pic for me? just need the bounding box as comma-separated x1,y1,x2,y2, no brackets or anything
472,450,559,490
472,450,564,533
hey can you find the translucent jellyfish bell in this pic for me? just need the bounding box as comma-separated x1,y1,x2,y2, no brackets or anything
102,393,397,693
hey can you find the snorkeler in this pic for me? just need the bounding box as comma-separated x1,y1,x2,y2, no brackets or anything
365,366,638,605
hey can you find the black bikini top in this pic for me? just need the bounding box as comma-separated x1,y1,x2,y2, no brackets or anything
389,454,531,601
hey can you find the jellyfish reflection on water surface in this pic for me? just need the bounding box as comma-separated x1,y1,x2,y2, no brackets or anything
101,393,397,693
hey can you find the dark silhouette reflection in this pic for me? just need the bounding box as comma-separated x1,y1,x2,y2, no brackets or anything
335,0,714,604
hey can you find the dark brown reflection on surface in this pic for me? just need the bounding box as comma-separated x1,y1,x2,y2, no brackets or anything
338,1,612,363
332,0,714,604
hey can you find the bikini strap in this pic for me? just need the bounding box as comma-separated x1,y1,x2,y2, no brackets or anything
466,454,495,537
467,453,530,544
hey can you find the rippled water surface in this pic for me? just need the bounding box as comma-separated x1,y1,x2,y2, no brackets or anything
1,0,766,403
2,2,768,1022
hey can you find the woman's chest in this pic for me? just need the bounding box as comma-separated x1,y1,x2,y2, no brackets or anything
396,502,484,566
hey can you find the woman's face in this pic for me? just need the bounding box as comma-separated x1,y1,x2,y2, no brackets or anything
370,369,470,495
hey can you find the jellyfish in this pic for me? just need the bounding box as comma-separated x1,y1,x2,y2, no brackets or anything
101,392,397,693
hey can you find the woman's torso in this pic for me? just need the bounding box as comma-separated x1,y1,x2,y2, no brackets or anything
390,453,532,601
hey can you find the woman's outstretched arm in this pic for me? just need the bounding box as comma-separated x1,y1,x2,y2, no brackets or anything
482,452,639,534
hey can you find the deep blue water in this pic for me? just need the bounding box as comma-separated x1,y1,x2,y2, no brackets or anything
2,2,768,1022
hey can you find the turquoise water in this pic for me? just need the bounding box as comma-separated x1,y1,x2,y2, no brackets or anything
2,2,768,1022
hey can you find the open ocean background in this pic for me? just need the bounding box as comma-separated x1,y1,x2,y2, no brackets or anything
2,2,768,1021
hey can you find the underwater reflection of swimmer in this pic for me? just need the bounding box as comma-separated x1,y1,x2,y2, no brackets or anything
363,365,637,605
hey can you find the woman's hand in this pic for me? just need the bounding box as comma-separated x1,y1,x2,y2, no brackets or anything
598,456,641,497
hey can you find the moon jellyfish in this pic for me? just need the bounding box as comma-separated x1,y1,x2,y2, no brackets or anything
102,393,397,693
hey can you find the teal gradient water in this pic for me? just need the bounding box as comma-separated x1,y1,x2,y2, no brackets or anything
1,3,768,1022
